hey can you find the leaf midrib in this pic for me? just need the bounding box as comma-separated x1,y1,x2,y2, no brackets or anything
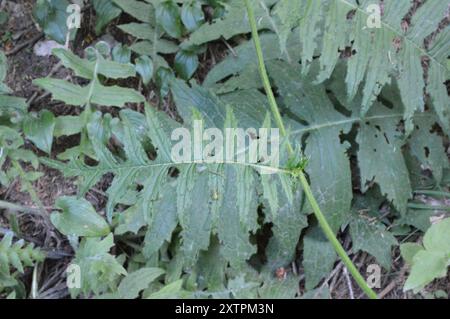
59,160,291,175
44,112,433,175
290,112,431,136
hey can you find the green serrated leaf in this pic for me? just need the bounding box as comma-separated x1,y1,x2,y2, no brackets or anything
23,110,55,154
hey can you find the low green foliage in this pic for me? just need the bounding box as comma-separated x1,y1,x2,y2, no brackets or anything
401,218,450,293
33,0,76,44
0,232,45,294
69,234,126,298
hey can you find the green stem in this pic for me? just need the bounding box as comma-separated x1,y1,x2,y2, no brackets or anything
245,0,292,153
408,203,450,212
0,199,42,215
414,190,450,199
244,0,377,299
298,173,378,299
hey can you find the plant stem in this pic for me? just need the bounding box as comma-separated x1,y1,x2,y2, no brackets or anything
414,190,450,199
298,173,378,299
244,0,292,154
244,0,378,299
408,203,450,212
0,199,43,215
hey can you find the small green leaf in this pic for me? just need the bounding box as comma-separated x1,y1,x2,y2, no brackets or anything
400,243,423,265
423,218,450,253
94,41,112,58
54,115,85,137
404,250,448,292
181,1,205,32
118,267,165,299
135,56,154,85
118,23,156,40
51,196,110,237
156,0,184,39
403,218,450,292
112,0,154,24
93,0,122,35
71,234,126,297
112,44,132,64
146,279,188,299
33,78,88,106
33,78,144,107
91,80,145,107
174,50,198,80
23,110,56,154
350,215,398,269
33,0,75,44
155,68,174,97
130,40,179,55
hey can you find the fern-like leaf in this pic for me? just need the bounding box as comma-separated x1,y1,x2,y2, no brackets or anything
279,0,450,132
0,233,45,278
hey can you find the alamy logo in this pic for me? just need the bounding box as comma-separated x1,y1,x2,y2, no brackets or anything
66,263,81,289
66,4,81,30
171,120,280,174
366,4,382,29
366,264,381,288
